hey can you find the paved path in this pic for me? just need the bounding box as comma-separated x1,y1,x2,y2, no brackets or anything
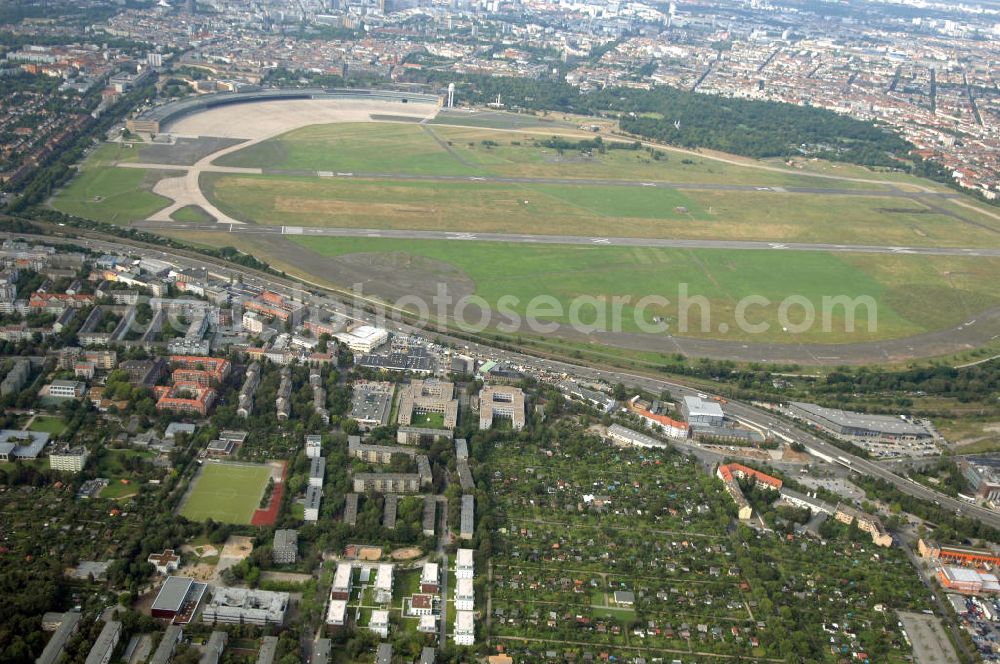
131,220,1000,257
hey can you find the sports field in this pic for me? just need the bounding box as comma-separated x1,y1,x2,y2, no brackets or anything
180,462,272,524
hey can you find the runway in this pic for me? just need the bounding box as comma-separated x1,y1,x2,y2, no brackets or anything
132,220,1000,257
120,160,964,198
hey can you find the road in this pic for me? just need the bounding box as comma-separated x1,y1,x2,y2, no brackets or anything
129,220,1000,258
19,227,1000,532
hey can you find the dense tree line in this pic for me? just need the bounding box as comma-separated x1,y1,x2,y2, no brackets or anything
418,72,912,167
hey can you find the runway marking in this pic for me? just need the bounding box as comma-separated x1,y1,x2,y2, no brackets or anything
890,247,913,253
755,187,772,191
336,172,354,177
282,226,303,235
591,238,610,244
769,243,787,249
318,171,334,177
641,182,657,187
449,233,478,240
469,177,486,181
771,186,787,193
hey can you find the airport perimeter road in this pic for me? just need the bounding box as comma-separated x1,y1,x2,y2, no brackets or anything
18,229,1000,531
130,221,1000,258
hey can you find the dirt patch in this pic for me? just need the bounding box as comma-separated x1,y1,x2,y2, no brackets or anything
275,197,433,216
220,535,254,560
391,547,423,560
261,571,313,584
344,544,384,561
183,563,217,582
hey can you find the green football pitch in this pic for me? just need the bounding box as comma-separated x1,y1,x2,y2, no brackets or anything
179,463,271,524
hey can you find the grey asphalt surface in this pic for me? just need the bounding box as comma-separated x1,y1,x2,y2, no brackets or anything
131,221,1000,257
258,168,963,198
19,229,1000,532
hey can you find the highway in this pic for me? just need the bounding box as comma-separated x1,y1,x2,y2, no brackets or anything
21,228,1000,532
129,220,1000,258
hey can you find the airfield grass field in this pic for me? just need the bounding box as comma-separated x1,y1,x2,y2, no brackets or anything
51,152,175,224
179,462,271,524
48,114,1000,350
283,235,1000,343
201,171,1000,248
170,204,215,223
214,121,914,189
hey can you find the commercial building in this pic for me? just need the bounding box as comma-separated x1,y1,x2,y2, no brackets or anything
460,494,475,539
350,381,394,429
36,611,81,664
398,379,458,429
304,485,322,521
335,325,389,353
606,423,669,449
938,566,1000,595
919,539,1000,568
150,576,208,623
682,396,725,426
272,529,298,565
244,290,305,324
331,562,353,600
84,620,122,664
454,610,475,646
48,445,88,472
478,385,525,430
788,401,932,445
202,587,289,626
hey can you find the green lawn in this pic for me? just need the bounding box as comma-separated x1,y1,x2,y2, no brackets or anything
215,122,479,176
99,480,138,500
412,411,446,429
290,236,1000,343
179,462,272,524
50,166,174,224
170,205,215,223
201,171,1000,248
28,416,66,435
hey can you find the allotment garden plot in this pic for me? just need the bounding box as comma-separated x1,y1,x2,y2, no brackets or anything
484,430,931,662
